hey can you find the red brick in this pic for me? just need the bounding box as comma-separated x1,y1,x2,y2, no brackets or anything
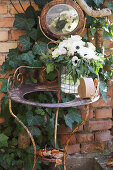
58,124,76,145
90,97,111,108
84,119,112,131
10,3,39,14
0,31,8,41
105,40,113,49
80,109,93,120
0,4,7,14
94,108,112,119
66,144,80,154
0,42,17,52
11,30,26,40
77,133,94,143
0,56,5,65
95,130,111,142
107,85,113,96
0,17,14,28
81,142,107,153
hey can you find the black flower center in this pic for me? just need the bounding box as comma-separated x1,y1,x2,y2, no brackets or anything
84,54,87,56
74,60,78,64
76,46,80,50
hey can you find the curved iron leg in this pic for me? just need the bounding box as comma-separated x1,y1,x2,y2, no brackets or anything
63,105,89,170
9,99,37,170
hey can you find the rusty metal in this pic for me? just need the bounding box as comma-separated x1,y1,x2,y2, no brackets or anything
7,66,100,170
54,90,61,148
9,99,37,170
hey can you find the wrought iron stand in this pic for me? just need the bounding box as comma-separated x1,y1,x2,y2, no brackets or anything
7,66,99,170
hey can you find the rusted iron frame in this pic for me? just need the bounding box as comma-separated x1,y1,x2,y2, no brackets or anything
63,105,89,170
9,99,37,170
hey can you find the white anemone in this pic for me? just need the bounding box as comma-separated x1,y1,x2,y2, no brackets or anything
72,56,79,66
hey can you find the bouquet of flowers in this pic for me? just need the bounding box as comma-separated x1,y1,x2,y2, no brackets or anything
45,35,104,93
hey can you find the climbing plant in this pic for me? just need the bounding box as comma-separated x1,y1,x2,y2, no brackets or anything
0,0,113,169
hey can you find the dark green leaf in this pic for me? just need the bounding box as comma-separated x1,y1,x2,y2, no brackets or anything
14,13,35,30
34,0,51,8
93,0,104,6
35,108,45,115
30,127,41,136
100,80,107,102
19,35,32,50
27,115,44,126
32,42,47,55
27,28,40,41
0,133,9,148
24,154,33,170
1,79,7,93
64,109,81,129
25,6,36,18
20,51,35,64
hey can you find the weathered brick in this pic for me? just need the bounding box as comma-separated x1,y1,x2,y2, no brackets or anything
58,124,76,145
84,119,112,132
66,144,80,154
0,4,7,14
11,29,26,40
95,130,111,142
0,42,17,52
90,97,111,108
0,56,5,65
0,31,8,41
81,142,107,153
80,109,93,120
77,133,94,143
107,85,113,96
94,108,112,119
0,17,14,28
10,3,39,14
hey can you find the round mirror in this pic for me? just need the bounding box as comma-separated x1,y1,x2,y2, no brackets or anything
40,0,85,38
46,4,79,34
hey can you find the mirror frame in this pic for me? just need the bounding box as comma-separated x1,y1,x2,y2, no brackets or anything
40,0,85,38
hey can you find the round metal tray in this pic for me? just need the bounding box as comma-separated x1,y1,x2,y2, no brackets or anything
8,84,99,108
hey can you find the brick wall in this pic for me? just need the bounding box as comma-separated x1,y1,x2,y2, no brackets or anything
0,0,113,154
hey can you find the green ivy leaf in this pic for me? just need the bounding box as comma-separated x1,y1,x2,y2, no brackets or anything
19,35,32,50
100,80,107,102
32,42,47,55
103,30,113,40
27,114,44,126
24,154,33,170
93,0,104,6
11,138,18,146
30,127,41,136
1,79,7,93
46,62,54,74
20,51,35,65
27,28,41,41
0,133,9,148
64,109,81,129
35,108,45,115
14,13,35,30
25,6,36,18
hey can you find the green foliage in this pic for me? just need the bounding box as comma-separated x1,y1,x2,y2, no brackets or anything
0,134,9,148
19,34,32,50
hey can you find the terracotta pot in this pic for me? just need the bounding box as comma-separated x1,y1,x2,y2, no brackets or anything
0,117,5,124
